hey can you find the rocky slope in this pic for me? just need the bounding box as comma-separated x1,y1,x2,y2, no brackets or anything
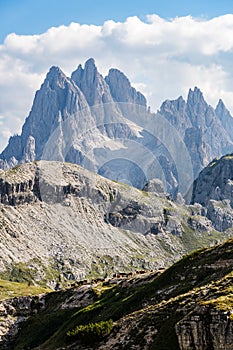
191,154,233,232
0,160,230,290
1,238,233,350
1,59,233,198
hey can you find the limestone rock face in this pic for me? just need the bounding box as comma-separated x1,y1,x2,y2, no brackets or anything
176,305,233,350
71,58,114,106
143,178,165,195
191,155,233,207
0,66,90,164
159,87,233,178
105,68,147,106
159,96,189,136
215,99,233,139
191,155,233,231
23,136,35,163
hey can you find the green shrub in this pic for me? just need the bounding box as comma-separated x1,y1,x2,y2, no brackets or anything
67,319,113,344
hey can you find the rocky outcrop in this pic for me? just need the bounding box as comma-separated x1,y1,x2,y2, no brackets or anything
215,99,233,140
0,173,39,206
191,155,233,207
0,294,46,349
176,305,233,350
191,154,233,231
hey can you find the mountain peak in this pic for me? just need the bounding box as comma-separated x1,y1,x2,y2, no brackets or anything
71,58,112,106
46,66,66,80
85,57,96,68
216,98,228,113
187,86,205,104
44,66,68,90
215,98,233,139
71,58,97,80
215,98,232,118
105,68,147,106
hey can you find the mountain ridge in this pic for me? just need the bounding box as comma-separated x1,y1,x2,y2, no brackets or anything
1,58,233,199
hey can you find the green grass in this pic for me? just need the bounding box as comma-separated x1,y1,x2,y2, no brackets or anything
0,279,50,301
0,259,62,288
67,319,113,344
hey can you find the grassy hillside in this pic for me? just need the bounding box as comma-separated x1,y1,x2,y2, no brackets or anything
10,238,233,350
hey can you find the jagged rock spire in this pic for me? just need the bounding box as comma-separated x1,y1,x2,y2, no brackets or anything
105,68,147,106
71,58,113,106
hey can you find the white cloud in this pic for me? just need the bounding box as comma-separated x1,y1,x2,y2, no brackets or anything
1,14,233,151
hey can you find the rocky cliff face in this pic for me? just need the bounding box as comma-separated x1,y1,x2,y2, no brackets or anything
1,59,233,199
176,305,233,350
71,58,114,106
159,87,233,178
0,282,97,349
216,99,233,140
191,154,233,232
0,294,46,349
105,68,147,106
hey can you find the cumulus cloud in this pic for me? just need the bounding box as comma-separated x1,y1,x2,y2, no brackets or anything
1,13,233,151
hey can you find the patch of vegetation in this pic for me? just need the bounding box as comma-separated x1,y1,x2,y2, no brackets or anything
209,157,220,167
0,279,49,301
92,283,115,298
140,190,149,197
200,284,233,313
67,319,113,344
181,222,226,254
0,259,62,288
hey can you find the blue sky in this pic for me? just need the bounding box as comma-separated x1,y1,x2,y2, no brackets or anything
1,0,233,151
1,0,233,43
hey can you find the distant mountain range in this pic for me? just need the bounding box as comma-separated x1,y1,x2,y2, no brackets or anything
1,58,233,199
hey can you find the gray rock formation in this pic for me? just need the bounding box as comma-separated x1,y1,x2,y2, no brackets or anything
71,58,114,106
191,155,233,207
215,99,233,140
0,294,46,348
1,60,233,198
0,66,90,164
159,87,233,178
191,154,233,231
176,305,233,350
105,68,147,106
